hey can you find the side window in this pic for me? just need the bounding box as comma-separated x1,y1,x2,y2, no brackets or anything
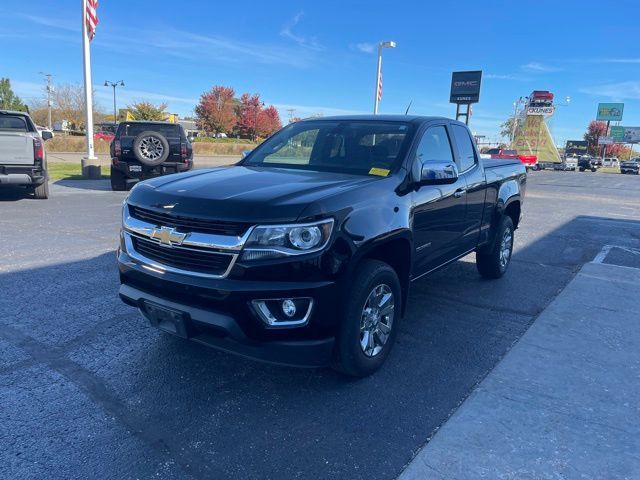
415,126,454,165
452,125,477,172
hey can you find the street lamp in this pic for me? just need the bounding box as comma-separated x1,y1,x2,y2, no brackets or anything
104,80,125,124
373,40,396,114
510,96,528,145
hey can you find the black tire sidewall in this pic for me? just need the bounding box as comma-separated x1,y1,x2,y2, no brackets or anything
333,260,401,376
133,131,170,166
496,216,514,275
110,167,127,191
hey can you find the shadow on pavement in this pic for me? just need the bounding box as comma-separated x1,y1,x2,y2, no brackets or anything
1,215,640,479
53,179,112,191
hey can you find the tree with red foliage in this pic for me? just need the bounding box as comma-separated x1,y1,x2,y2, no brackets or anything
584,120,634,158
584,120,607,156
235,93,264,140
195,86,236,135
257,105,282,138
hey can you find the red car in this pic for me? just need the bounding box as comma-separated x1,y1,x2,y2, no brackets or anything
94,131,115,142
484,148,537,169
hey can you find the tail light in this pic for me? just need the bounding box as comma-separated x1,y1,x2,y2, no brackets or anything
114,140,122,157
33,138,44,163
180,142,188,162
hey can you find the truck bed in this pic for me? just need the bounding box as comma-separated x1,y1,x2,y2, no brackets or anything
483,158,522,169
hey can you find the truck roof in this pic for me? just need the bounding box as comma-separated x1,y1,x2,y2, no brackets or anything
0,109,30,116
300,114,457,125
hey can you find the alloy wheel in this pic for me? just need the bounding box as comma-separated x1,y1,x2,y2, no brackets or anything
359,284,395,357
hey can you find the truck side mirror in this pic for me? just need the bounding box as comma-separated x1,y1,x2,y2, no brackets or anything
41,130,53,141
420,161,459,185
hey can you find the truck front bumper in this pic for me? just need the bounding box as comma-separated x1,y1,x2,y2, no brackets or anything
117,244,340,368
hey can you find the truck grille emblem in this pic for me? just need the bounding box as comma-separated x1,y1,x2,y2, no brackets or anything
150,226,187,247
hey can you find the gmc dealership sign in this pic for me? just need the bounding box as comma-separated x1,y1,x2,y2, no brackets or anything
450,71,482,104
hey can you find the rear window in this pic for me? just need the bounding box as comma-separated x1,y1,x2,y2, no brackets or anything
503,150,517,156
0,115,29,131
118,123,181,138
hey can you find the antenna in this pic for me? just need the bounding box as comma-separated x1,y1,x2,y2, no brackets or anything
405,101,412,115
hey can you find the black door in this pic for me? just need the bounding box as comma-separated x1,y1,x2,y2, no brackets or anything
411,124,468,277
450,124,487,252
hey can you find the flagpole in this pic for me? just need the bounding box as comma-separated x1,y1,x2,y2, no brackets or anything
81,0,100,179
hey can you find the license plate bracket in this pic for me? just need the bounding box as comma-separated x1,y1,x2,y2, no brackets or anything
143,301,190,338
129,165,142,172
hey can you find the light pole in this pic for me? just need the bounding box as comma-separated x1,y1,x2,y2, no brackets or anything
39,72,53,130
510,96,528,145
104,80,125,123
373,40,396,114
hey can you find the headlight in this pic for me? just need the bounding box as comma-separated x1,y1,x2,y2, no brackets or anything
242,219,334,261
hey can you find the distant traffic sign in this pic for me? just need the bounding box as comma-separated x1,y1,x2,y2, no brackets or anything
596,103,624,121
610,126,625,142
598,136,613,145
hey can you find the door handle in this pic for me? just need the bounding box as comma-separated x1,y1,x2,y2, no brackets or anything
453,188,467,198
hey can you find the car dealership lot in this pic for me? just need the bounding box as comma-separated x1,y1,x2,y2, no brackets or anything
1,171,640,479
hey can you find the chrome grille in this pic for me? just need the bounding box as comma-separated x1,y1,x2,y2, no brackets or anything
129,205,249,236
131,235,234,276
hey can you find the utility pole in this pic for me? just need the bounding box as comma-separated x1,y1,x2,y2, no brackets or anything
286,108,295,123
40,72,53,130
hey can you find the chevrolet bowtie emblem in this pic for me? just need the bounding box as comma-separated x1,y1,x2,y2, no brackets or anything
150,226,187,247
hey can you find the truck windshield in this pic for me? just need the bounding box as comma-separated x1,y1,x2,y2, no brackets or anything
242,120,414,175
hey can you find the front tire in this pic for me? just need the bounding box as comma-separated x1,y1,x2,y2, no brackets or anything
476,216,514,279
332,260,401,377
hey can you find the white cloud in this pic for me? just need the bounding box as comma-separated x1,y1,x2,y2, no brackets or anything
352,43,375,54
272,102,365,119
579,81,640,100
279,12,324,51
18,14,77,32
485,73,531,81
521,62,561,73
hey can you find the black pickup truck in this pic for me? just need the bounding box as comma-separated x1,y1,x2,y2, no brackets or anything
109,121,193,191
118,116,526,376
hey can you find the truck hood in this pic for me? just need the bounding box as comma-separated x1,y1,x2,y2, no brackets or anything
126,166,379,223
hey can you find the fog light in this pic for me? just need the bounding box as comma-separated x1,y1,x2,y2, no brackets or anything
282,299,296,317
250,298,314,328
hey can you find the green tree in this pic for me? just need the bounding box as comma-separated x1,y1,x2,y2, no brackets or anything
0,78,28,111
500,117,518,141
128,101,168,121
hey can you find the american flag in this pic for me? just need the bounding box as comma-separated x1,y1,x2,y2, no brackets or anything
86,0,99,40
377,71,383,101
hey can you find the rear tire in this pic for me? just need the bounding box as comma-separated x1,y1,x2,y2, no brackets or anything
133,131,170,166
591,168,597,172
32,181,49,199
579,167,585,172
332,260,401,377
110,168,128,191
476,216,514,279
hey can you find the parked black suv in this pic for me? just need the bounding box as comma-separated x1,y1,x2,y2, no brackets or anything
110,121,193,191
578,155,597,172
118,116,526,376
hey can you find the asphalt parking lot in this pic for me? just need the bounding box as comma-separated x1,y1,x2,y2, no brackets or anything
1,171,640,480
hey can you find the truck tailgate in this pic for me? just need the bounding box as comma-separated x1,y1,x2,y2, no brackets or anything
0,132,34,165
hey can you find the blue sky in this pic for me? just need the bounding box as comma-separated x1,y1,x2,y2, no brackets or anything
2,0,640,145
